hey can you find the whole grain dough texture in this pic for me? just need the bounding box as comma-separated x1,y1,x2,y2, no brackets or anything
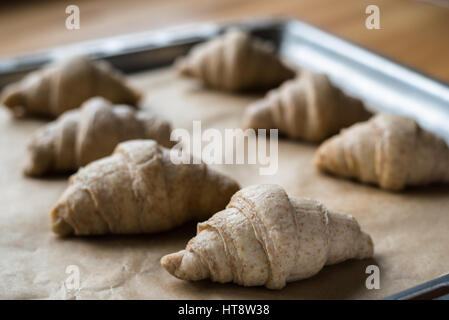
24,97,173,176
1,55,140,118
161,184,373,289
314,113,449,190
242,72,372,142
51,139,240,236
176,29,296,91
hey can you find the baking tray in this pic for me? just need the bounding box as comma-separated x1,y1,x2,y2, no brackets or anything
385,273,449,300
1,18,448,299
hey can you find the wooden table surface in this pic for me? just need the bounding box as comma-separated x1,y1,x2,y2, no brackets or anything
1,0,448,82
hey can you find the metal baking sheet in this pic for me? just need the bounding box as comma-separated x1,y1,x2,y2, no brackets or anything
1,18,448,299
385,273,449,300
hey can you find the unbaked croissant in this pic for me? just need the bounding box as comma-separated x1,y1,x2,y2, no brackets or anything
24,97,173,176
314,113,449,190
51,139,240,236
1,55,140,118
161,184,373,289
242,72,372,142
176,29,295,91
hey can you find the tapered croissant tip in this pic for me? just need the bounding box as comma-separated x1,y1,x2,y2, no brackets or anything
161,251,185,276
313,137,341,172
1,84,27,117
51,204,74,237
175,57,191,76
161,249,209,281
130,89,142,106
313,143,328,169
242,99,274,131
314,137,363,182
23,146,54,177
23,162,40,177
1,84,20,106
359,232,374,259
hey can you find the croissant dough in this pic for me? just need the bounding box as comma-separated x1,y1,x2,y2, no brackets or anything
51,139,240,236
161,184,373,289
1,55,140,118
242,72,372,142
24,97,173,176
176,29,295,91
314,113,449,190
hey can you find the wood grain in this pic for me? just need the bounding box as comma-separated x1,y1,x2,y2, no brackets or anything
1,0,448,82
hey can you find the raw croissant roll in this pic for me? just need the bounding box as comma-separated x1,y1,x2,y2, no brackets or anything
24,97,173,176
242,72,372,142
51,139,240,236
1,55,140,118
161,184,373,289
176,29,295,91
314,114,449,190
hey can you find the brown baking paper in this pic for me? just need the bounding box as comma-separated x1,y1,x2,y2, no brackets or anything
1,68,448,299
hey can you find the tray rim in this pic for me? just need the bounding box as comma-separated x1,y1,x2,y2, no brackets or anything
1,17,449,90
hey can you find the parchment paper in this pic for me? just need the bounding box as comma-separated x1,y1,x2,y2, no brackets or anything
1,68,448,299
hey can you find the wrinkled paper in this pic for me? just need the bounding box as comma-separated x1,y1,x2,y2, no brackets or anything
1,68,448,299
